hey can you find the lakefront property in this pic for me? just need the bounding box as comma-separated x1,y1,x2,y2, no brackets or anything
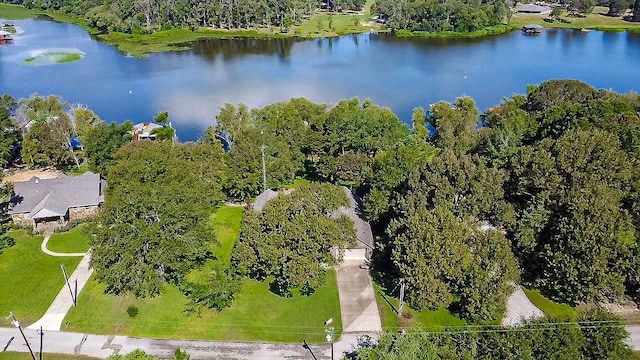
2,0,640,358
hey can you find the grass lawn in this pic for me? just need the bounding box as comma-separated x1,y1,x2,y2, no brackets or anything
522,287,577,320
513,6,640,32
283,178,311,190
47,224,91,254
65,164,90,176
0,230,83,326
0,353,97,360
0,3,37,20
63,205,342,343
375,285,466,331
209,205,244,265
63,272,342,343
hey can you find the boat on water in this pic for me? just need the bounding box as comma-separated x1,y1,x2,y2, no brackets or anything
580,28,590,32
0,30,14,42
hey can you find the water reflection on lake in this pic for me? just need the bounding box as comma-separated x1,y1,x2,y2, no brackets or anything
1,19,640,141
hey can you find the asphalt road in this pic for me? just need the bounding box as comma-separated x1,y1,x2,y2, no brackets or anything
1,327,639,359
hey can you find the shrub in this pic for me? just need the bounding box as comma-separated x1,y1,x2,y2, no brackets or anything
126,305,139,318
0,233,15,255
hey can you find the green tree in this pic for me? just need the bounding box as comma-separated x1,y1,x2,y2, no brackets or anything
84,121,133,175
428,97,480,154
19,95,80,168
0,95,21,168
411,107,428,141
232,184,356,295
388,205,518,321
509,129,635,304
91,141,228,297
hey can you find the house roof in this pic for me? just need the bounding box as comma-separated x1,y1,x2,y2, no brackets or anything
132,122,164,136
9,172,104,219
253,189,278,212
517,4,552,12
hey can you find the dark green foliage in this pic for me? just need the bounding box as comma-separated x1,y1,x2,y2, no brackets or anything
232,184,356,295
509,128,635,304
181,261,241,311
388,205,519,322
107,349,190,360
0,94,21,169
18,95,80,169
12,0,321,33
526,79,597,114
126,304,138,318
354,310,632,359
91,141,228,297
173,348,189,360
84,122,133,175
150,126,175,141
307,98,411,188
372,0,509,33
429,97,480,154
0,233,15,255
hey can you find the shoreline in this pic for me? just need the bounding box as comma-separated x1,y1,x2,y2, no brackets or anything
2,4,640,57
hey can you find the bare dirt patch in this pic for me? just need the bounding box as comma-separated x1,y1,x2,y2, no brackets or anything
3,168,62,183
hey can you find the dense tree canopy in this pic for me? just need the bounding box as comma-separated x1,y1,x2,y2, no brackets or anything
91,141,228,296
372,0,510,33
84,121,133,175
353,308,634,360
17,95,82,169
0,95,21,169
6,0,366,34
232,184,356,295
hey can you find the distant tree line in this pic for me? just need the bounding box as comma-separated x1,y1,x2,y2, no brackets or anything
0,0,365,33
371,0,511,33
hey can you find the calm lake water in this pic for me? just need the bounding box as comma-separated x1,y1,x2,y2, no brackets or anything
2,19,640,141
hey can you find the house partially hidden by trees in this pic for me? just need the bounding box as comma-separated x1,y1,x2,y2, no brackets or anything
9,172,105,231
131,122,165,141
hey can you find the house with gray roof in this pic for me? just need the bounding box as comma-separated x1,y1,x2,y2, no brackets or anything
9,172,105,231
516,4,552,14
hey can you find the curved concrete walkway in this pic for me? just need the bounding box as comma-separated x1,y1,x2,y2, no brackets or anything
41,236,87,257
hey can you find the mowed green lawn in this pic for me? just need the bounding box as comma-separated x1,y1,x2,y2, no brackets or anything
0,230,83,326
47,224,91,253
513,6,640,32
375,285,466,331
63,205,343,343
522,287,577,320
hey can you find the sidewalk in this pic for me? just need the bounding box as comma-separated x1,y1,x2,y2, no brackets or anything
26,252,93,331
0,327,332,359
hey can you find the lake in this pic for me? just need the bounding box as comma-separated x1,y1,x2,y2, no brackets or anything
2,19,640,141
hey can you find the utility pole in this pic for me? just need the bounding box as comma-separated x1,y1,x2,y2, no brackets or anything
60,264,76,306
302,340,318,360
324,318,334,360
325,327,334,360
260,144,267,192
398,278,405,317
7,312,37,360
37,326,43,360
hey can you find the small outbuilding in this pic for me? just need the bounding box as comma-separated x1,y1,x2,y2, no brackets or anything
522,24,543,34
